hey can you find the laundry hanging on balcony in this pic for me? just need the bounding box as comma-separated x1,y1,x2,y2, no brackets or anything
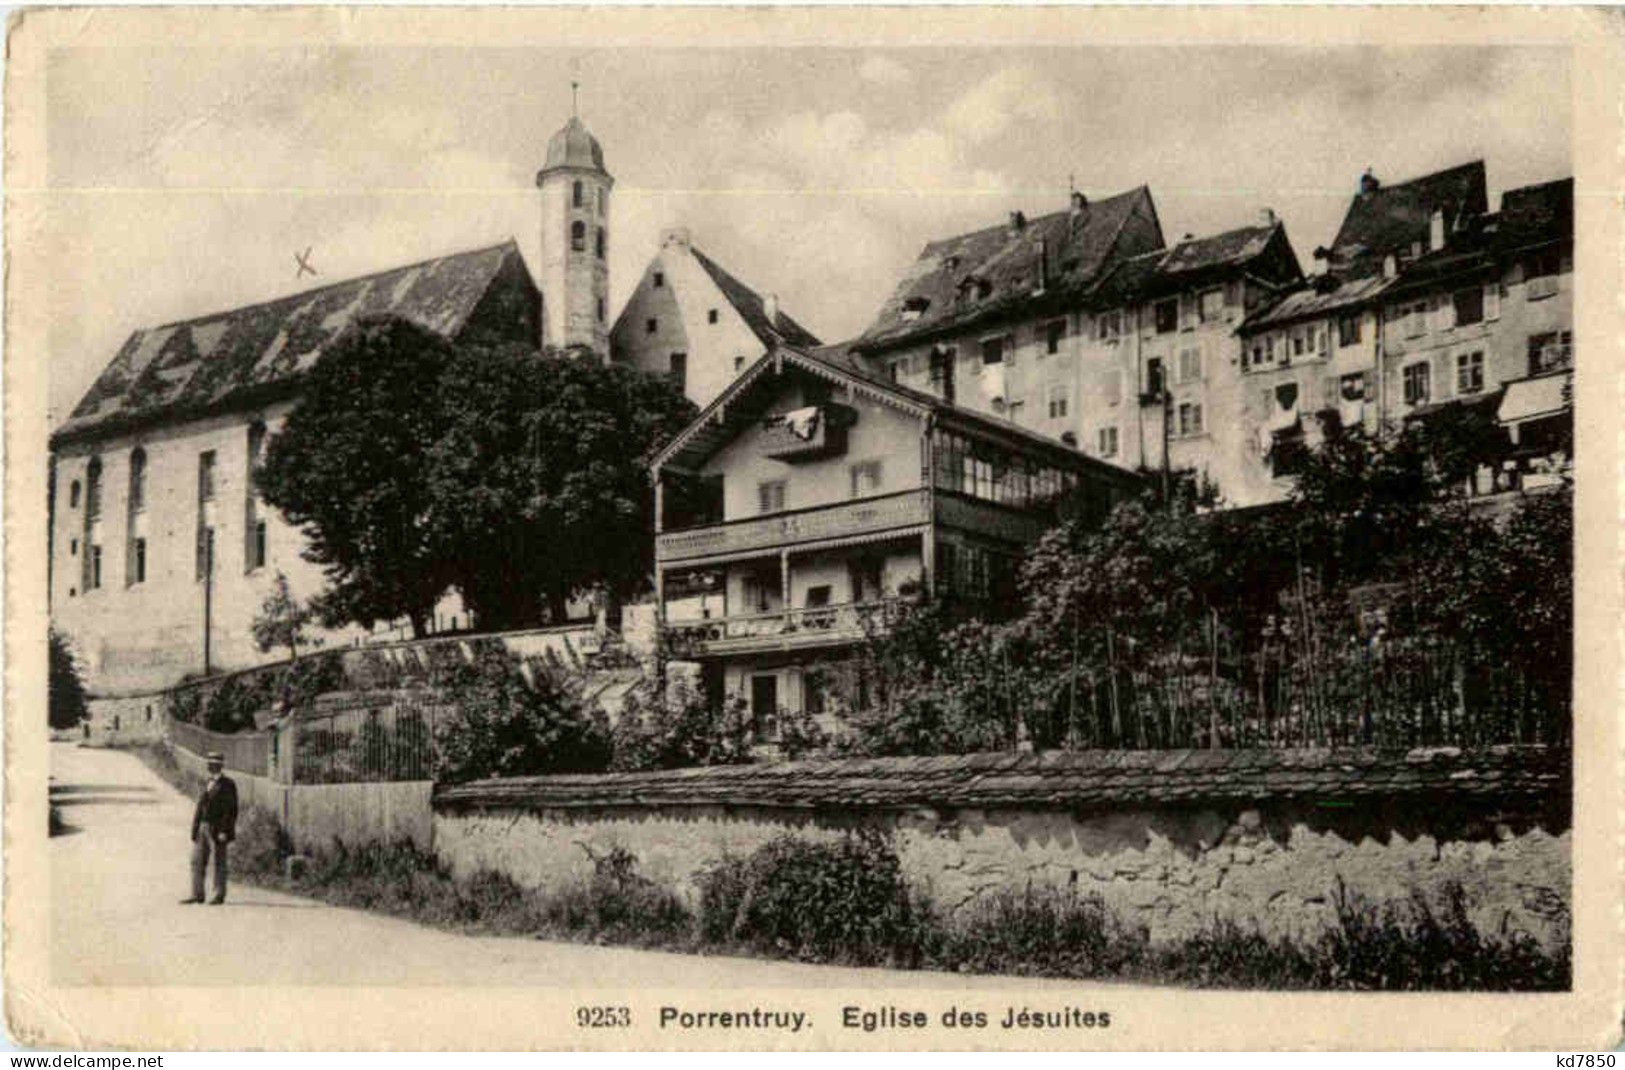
781,405,822,440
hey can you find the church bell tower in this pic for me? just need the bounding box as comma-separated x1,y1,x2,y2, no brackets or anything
537,85,613,358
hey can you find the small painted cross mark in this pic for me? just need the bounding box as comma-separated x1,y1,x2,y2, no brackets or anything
294,247,318,279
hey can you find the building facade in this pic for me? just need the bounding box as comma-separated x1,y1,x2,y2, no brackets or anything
50,242,542,694
650,344,1140,724
610,228,821,409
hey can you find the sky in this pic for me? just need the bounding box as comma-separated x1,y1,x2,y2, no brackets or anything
44,44,1571,423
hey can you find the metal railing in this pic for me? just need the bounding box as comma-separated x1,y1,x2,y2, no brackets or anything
287,693,449,784
666,599,903,651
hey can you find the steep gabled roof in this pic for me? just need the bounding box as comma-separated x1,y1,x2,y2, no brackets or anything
1240,273,1393,333
654,342,1142,490
1083,221,1300,310
690,246,822,350
54,241,528,447
1495,177,1573,253
858,186,1160,350
1157,223,1281,277
1330,161,1489,275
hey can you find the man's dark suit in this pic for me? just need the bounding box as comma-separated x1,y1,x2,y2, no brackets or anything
189,773,238,903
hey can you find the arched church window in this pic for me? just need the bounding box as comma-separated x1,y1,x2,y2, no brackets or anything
596,227,606,260
128,448,147,513
571,220,586,252
572,181,583,208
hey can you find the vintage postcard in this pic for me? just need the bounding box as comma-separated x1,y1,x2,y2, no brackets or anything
5,5,1622,1052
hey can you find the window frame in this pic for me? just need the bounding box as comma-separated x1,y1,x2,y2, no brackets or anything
1154,298,1179,335
1455,351,1485,396
849,460,884,499
570,219,586,252
1403,361,1432,406
757,479,787,516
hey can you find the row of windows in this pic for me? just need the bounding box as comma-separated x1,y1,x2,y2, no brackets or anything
752,460,887,517
73,520,266,595
931,430,1081,512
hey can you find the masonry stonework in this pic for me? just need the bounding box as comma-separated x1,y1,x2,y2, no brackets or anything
432,748,1569,949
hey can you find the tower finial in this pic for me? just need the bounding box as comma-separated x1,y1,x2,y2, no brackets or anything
571,81,580,118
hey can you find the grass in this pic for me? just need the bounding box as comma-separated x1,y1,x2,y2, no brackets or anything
128,744,1569,990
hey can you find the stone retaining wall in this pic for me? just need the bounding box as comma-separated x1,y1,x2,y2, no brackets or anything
433,747,1570,948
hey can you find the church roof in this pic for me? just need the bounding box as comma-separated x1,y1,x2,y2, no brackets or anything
689,247,822,350
53,240,525,447
540,116,607,177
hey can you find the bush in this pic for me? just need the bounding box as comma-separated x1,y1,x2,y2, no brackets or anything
696,830,925,966
608,681,753,772
432,647,610,783
537,844,693,947
927,885,1144,979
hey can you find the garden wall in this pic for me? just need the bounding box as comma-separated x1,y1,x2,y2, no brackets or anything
433,747,1571,948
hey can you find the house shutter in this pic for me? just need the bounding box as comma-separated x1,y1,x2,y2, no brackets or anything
1484,282,1501,321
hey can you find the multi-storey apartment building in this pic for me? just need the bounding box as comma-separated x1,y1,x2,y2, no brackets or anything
649,343,1140,722
854,187,1303,506
1238,163,1573,498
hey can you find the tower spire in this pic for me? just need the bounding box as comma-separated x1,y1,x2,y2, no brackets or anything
571,81,580,118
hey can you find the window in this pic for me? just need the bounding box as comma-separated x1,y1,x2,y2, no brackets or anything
653,271,664,288
128,448,147,512
1177,401,1204,437
1199,288,1225,324
1248,341,1266,368
1484,282,1501,321
197,451,216,502
1403,301,1427,338
1528,331,1573,375
757,480,786,515
595,228,606,259
849,460,883,498
1403,362,1431,406
929,346,957,404
1097,426,1119,457
1047,384,1070,420
708,309,720,325
597,188,607,216
1177,348,1202,384
901,296,930,323
735,356,746,373
669,352,687,392
570,220,586,252
1452,287,1483,327
980,336,1006,365
1337,314,1361,347
250,520,267,571
88,545,103,590
86,460,103,520
1097,309,1122,341
597,297,605,323
646,318,657,334
131,537,147,585
1154,298,1178,334
1045,320,1066,355
1292,332,1305,357
572,180,583,208
805,585,832,608
1456,351,1485,395
69,480,81,509
749,675,778,723
1145,357,1166,397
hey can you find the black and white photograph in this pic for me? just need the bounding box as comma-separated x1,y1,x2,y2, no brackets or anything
7,5,1621,1053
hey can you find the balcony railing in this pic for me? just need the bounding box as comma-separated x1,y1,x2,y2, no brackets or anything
657,489,930,564
665,599,904,655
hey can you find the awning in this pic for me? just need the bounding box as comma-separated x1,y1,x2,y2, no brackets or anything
1405,389,1503,424
1499,372,1572,426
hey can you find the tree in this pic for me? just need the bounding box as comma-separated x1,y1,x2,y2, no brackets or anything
431,647,611,782
424,345,696,627
251,571,323,663
49,629,89,730
257,316,460,638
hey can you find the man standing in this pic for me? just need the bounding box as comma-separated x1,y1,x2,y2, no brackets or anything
183,752,238,905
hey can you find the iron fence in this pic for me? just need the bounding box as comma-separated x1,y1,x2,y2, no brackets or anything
288,693,450,784
1035,636,1569,751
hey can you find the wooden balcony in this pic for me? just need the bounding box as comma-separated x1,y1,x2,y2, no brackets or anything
657,489,931,565
664,599,906,657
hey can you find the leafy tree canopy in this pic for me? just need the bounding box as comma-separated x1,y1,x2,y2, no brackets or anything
49,629,90,729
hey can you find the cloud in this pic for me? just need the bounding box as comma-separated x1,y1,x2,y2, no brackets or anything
859,55,913,86
944,67,1061,144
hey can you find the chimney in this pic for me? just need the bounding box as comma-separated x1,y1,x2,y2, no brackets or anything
1070,190,1088,214
1429,208,1445,252
762,292,779,325
1008,210,1026,233
1258,207,1277,227
1359,169,1381,195
660,227,691,249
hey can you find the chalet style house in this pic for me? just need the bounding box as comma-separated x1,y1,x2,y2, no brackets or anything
649,343,1141,723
